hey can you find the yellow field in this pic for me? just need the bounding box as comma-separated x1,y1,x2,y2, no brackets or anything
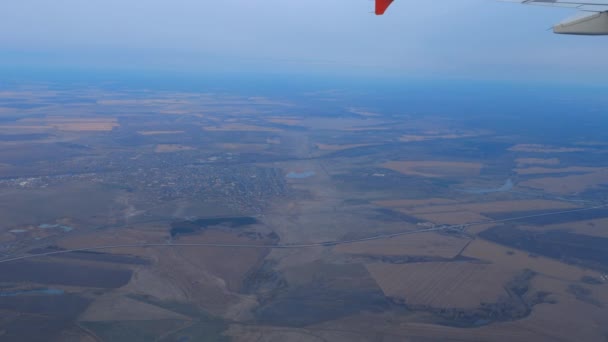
335,233,470,258
315,143,374,151
382,161,482,178
367,261,511,308
515,166,604,175
399,133,476,143
218,143,268,151
203,124,281,132
374,198,457,209
97,99,187,106
406,199,577,214
410,210,491,225
154,144,195,153
340,126,389,131
515,157,560,167
18,116,119,131
518,217,608,238
347,107,381,117
461,199,576,213
266,117,302,126
509,144,585,153
521,169,608,194
376,199,578,225
462,239,599,282
62,228,267,319
137,130,185,135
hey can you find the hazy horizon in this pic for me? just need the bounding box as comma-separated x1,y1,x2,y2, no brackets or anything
2,0,607,84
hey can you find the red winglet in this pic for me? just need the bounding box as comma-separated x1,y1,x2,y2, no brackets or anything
375,0,394,15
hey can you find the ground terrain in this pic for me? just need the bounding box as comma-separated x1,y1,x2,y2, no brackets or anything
1,83,608,341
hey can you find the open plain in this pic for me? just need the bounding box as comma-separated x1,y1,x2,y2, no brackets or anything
1,83,608,341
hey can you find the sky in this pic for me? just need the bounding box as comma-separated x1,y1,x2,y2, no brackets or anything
1,0,607,83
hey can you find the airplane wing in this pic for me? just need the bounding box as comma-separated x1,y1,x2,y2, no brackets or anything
518,0,608,34
374,0,608,35
375,0,395,15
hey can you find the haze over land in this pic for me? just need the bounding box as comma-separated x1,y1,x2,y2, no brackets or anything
2,0,608,340
1,74,608,341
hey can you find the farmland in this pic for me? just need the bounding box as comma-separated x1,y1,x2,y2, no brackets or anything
1,83,608,341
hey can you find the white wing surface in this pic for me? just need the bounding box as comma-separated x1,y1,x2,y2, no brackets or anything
519,0,608,34
376,0,608,35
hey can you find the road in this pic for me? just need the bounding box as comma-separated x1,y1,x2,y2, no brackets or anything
0,204,605,264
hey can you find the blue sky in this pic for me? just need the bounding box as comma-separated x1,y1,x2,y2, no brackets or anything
1,0,606,83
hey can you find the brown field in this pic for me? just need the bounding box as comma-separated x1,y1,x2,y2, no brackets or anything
113,229,268,319
377,199,578,225
382,161,482,178
340,126,389,131
373,198,457,209
407,199,578,215
509,144,585,153
462,239,599,282
315,143,375,151
564,218,608,238
366,261,511,308
79,294,189,322
0,90,58,98
226,324,370,342
19,116,119,131
518,217,608,238
312,309,608,342
520,169,608,194
137,130,185,135
203,124,281,132
347,107,381,117
512,287,608,342
410,210,491,225
97,99,188,106
56,226,168,257
247,96,292,106
374,199,579,226
515,158,560,167
515,166,604,175
218,143,268,151
0,125,51,133
266,117,302,126
334,233,470,258
468,199,577,213
154,144,195,153
294,117,384,130
170,230,270,292
502,273,608,342
399,133,476,143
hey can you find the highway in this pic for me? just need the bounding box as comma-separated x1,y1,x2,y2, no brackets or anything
0,204,605,264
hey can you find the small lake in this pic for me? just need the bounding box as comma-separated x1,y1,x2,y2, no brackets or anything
286,171,316,179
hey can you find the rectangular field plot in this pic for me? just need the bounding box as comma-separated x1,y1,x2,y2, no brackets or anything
366,261,511,308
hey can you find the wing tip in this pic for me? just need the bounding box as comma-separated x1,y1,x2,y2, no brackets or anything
375,0,394,15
